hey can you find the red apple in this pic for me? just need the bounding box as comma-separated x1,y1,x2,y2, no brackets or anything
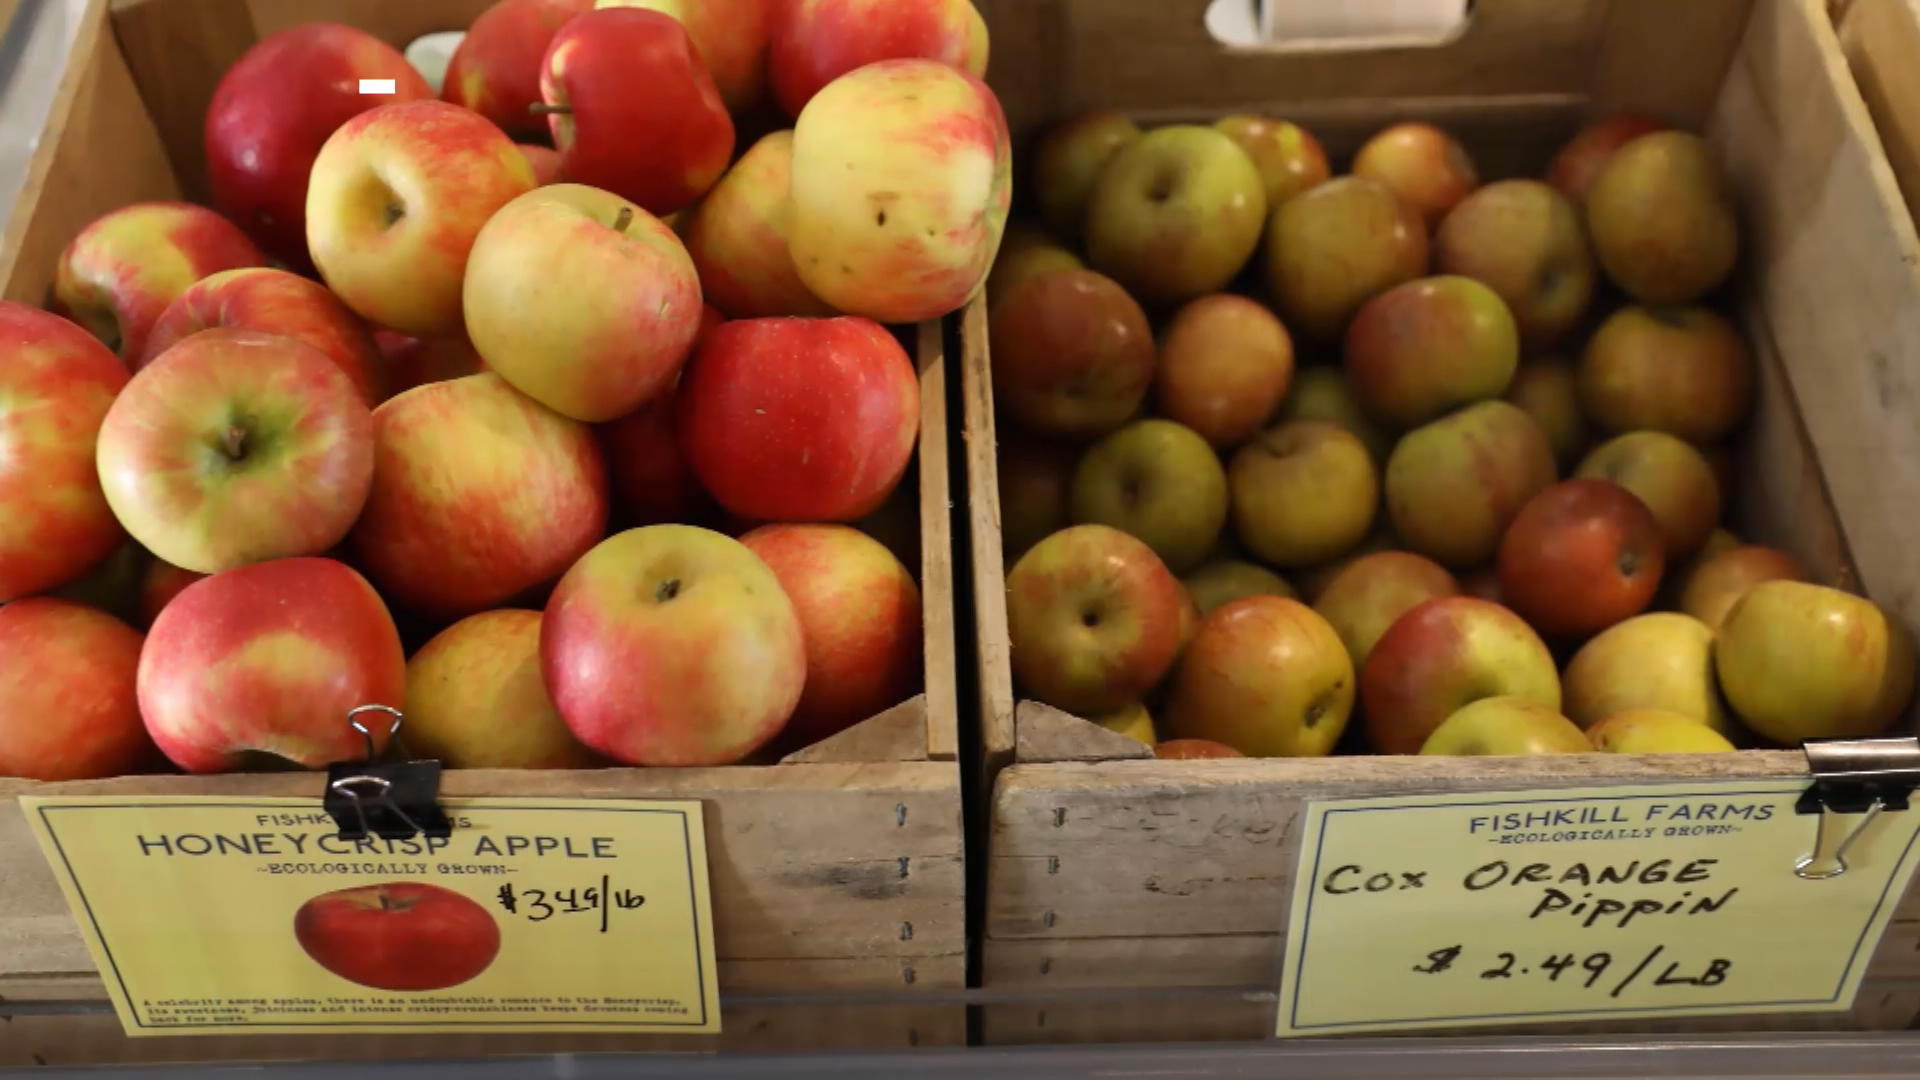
1312,550,1459,670
373,330,489,394
294,882,501,991
443,0,593,139
1165,596,1354,757
404,609,599,768
681,130,835,319
601,390,714,526
142,267,387,405
139,558,207,628
1498,478,1665,638
139,557,406,772
1352,122,1479,227
1361,596,1561,755
600,0,773,113
1547,113,1665,201
990,268,1154,438
519,143,563,185
0,599,151,780
771,0,989,118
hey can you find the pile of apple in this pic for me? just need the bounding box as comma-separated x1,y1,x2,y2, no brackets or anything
995,112,1916,761
0,0,1012,782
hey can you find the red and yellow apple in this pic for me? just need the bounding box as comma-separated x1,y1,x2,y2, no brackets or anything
1576,431,1721,557
374,330,489,395
1071,419,1228,573
1184,560,1295,617
1165,596,1353,757
519,143,563,185
1312,550,1458,670
0,599,151,780
1153,294,1294,448
1584,131,1739,304
1214,115,1329,209
1084,125,1267,308
1547,113,1664,200
443,0,594,139
598,0,771,113
139,558,206,628
295,882,500,991
1277,365,1393,463
1361,596,1561,755
1579,305,1753,444
1562,612,1732,733
987,227,1084,308
681,131,835,319
1715,581,1918,743
1344,275,1520,429
1497,478,1664,638
1679,544,1804,629
142,267,386,405
1352,122,1478,227
1229,421,1378,569
600,390,714,527
990,268,1154,438
1420,697,1588,756
404,609,598,769
1266,177,1428,341
1385,400,1557,568
771,0,989,118
1089,702,1156,748
1435,179,1595,348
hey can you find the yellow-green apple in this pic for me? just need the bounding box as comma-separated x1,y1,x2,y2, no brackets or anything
1585,131,1738,304
53,202,266,363
443,0,593,139
1089,701,1156,748
519,143,563,185
1344,275,1520,429
1153,294,1294,448
1155,738,1244,759
0,599,152,780
1679,544,1804,629
1352,122,1479,227
139,557,407,772
1504,356,1587,467
600,390,715,527
791,59,1011,321
139,558,206,628
987,230,1084,308
205,22,433,265
1312,551,1458,670
97,329,374,574
404,608,599,768
1277,365,1393,463
306,100,535,337
771,0,990,118
1420,697,1588,756
1071,419,1228,573
1266,177,1428,341
465,184,701,422
142,267,386,405
1562,612,1732,733
1084,125,1266,308
1715,582,1918,743
1165,596,1353,757
679,316,919,521
1004,524,1187,714
1031,112,1141,240
999,434,1076,558
1588,709,1737,753
543,525,806,765
539,8,736,215
741,523,923,747
598,0,770,113
1576,430,1720,557
350,373,608,618
374,330,489,395
681,131,836,319
1386,401,1556,568
1497,478,1664,638
990,268,1154,438
0,303,127,602
1361,596,1561,755
1230,420,1378,568
1547,113,1664,200
1184,559,1295,616
1213,115,1329,209
1435,180,1595,348
1579,305,1753,443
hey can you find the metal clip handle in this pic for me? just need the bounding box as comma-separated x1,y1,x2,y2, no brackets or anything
1793,736,1920,880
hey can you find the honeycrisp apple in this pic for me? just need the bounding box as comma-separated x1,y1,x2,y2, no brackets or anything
1352,122,1479,227
1312,551,1458,670
295,882,501,992
306,101,536,337
1344,275,1520,429
0,599,151,780
598,0,771,113
1214,115,1329,209
1361,596,1561,755
519,143,563,186
1562,612,1733,733
601,391,715,527
1166,596,1354,757
1153,294,1295,448
1267,177,1428,341
139,559,206,628
771,0,990,118
1230,421,1378,569
443,0,594,139
142,267,386,405
681,132,834,319
990,268,1154,438
1420,697,1588,756
1032,112,1142,240
1715,581,1918,743
404,609,599,769
1084,125,1267,308
1071,419,1228,573
1435,180,1596,348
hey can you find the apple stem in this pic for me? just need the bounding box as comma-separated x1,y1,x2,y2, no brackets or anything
529,102,573,116
612,206,634,234
221,425,249,461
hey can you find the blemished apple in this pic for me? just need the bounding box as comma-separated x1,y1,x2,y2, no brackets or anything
990,268,1154,438
1214,115,1329,209
1576,430,1721,557
1344,275,1520,429
205,22,433,264
294,882,500,992
1385,400,1558,569
681,131,836,320
771,0,990,118
1420,697,1589,756
741,523,923,748
1579,305,1753,444
1547,113,1664,200
598,0,770,113
1166,596,1353,757
1071,419,1228,573
1184,560,1295,616
1715,581,1918,744
465,184,702,423
1266,177,1428,341
600,390,715,527
0,599,151,780
1031,112,1142,240
1089,701,1156,748
405,610,599,769
97,329,374,575
1562,612,1733,734
351,374,609,618
0,303,128,602
1679,544,1804,629
1084,125,1266,309
1277,365,1393,463
1362,596,1561,755
142,267,386,405
1588,709,1737,753
306,100,535,337
1005,524,1188,715
53,202,266,363
791,59,1011,322
1352,122,1479,227
1504,357,1588,468
1230,420,1378,569
139,558,206,628
1497,478,1665,638
999,435,1076,558
543,525,807,765
1153,294,1295,448
1312,551,1458,671
1155,738,1245,759
519,143,563,186
1435,179,1595,348
443,0,593,139
987,233,1084,309
540,8,735,216
1585,131,1739,304
678,316,919,522
139,557,407,772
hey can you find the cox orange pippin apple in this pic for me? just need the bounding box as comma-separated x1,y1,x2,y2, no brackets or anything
1166,596,1354,757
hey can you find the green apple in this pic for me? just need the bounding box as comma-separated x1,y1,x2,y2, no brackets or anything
1504,356,1588,468
1385,401,1557,568
1266,176,1428,341
1032,111,1142,240
1277,365,1393,463
1229,420,1377,568
1071,419,1228,573
1585,131,1738,304
1420,696,1589,755
1576,430,1721,557
1562,612,1734,734
1714,581,1917,743
1090,701,1156,748
1086,125,1267,308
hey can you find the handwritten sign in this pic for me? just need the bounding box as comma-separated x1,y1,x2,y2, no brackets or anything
1274,781,1920,1037
23,796,720,1037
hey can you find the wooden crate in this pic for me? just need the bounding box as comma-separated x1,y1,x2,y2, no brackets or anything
1834,0,1920,231
963,0,1920,1044
0,0,963,1063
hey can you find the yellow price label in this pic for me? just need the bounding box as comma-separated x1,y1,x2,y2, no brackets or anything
22,795,721,1037
1275,781,1920,1037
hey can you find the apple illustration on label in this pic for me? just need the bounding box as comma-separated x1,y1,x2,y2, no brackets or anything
294,882,501,991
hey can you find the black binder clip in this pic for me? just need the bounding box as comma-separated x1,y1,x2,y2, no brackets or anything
323,704,452,842
1793,736,1920,880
